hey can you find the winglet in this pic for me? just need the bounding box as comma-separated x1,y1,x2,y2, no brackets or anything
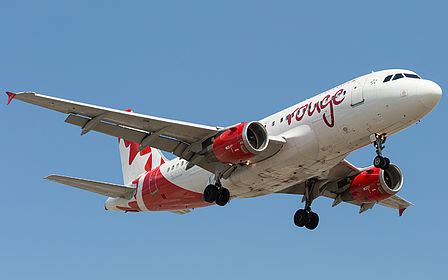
6,92,16,105
399,208,406,216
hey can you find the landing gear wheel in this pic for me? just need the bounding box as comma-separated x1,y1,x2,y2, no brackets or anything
305,212,319,230
374,156,384,168
372,133,391,170
203,184,218,203
215,188,230,206
373,156,390,170
294,209,307,227
293,179,321,230
205,174,231,206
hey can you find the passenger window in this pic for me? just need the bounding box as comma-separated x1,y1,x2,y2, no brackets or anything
280,117,283,123
404,73,421,79
383,75,393,82
392,73,404,80
272,121,275,126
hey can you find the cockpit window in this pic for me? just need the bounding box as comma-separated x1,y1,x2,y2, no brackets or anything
383,72,421,83
404,73,421,79
383,75,393,82
392,73,404,81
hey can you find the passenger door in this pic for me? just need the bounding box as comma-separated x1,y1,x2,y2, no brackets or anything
350,77,366,106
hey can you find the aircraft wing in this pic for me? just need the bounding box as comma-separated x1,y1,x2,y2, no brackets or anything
277,160,412,215
378,195,412,212
7,92,284,177
45,175,135,199
9,91,219,142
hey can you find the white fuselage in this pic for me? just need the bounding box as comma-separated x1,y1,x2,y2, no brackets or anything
108,69,442,210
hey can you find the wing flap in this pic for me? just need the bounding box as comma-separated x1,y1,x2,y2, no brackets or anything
65,114,181,153
45,175,135,199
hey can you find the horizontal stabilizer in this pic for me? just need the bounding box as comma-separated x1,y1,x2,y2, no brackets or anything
45,175,135,199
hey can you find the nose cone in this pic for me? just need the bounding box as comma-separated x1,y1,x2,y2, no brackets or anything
418,80,442,109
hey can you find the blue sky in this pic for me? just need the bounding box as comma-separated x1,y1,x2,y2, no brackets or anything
0,1,446,279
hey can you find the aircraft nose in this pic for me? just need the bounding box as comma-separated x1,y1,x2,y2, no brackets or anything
418,80,442,109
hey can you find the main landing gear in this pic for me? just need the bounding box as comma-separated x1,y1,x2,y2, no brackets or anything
203,181,230,206
372,133,390,170
294,179,320,230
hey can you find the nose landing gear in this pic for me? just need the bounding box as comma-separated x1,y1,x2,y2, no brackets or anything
203,181,230,206
293,179,320,230
372,133,390,170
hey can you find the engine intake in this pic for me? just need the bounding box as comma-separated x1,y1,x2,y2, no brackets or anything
345,164,403,203
212,122,268,164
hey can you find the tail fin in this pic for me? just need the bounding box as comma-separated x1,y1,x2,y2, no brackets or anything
118,138,167,185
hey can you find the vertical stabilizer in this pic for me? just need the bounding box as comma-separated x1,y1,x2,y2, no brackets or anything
118,138,166,185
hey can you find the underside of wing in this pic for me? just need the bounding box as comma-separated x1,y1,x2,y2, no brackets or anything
378,195,412,215
277,160,360,195
45,175,135,199
9,92,225,172
11,92,218,143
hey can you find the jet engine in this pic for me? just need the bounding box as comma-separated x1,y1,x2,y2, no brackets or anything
343,164,404,203
212,122,269,164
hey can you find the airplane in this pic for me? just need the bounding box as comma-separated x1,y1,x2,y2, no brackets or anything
5,69,442,230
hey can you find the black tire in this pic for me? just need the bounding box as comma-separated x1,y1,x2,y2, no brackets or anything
294,209,307,227
305,212,319,230
383,157,390,169
373,156,384,168
203,184,218,203
216,188,230,206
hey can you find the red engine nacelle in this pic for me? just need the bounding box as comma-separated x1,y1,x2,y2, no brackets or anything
347,164,404,203
212,122,269,164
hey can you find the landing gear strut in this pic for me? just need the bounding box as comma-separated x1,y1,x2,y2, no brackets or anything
294,179,320,230
203,180,230,206
372,133,390,170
